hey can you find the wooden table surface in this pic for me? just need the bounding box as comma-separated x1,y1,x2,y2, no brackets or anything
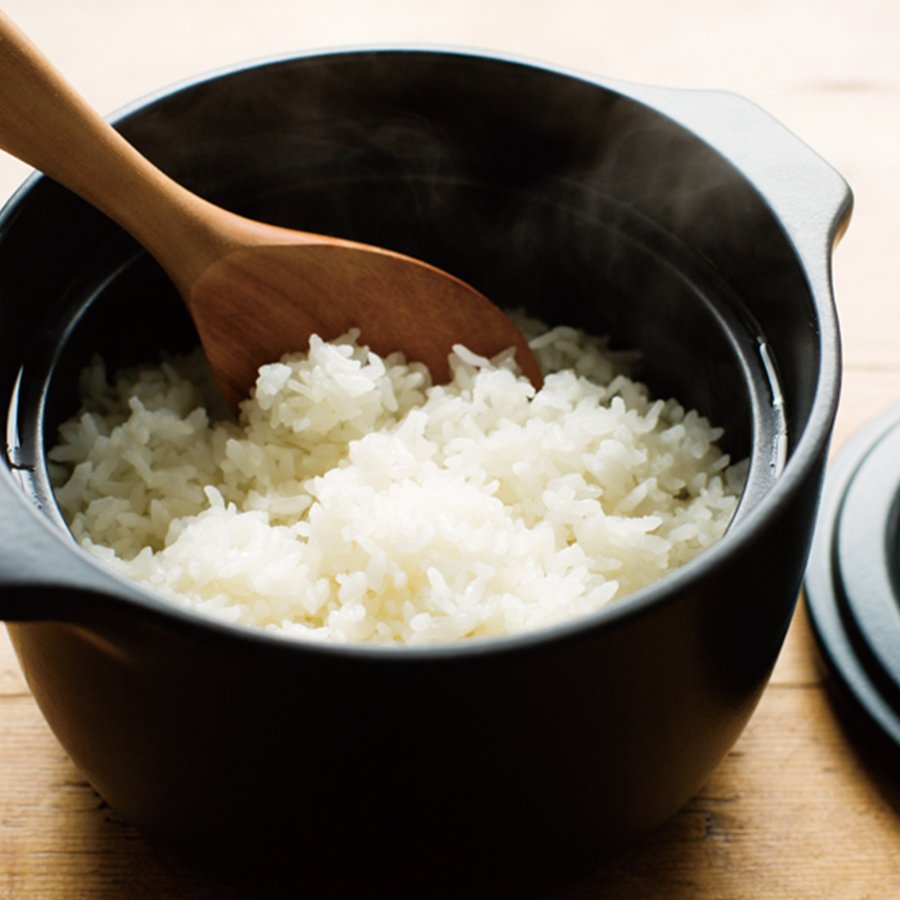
2,1,899,896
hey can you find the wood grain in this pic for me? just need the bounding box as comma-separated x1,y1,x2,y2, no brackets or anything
2,0,900,896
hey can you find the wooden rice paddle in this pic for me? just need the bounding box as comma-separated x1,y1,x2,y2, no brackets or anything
0,14,541,407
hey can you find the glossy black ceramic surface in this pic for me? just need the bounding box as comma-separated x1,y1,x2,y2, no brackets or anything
805,403,900,759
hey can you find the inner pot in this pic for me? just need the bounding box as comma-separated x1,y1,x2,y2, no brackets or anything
0,49,848,881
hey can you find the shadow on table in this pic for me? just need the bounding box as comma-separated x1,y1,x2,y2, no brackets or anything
56,776,713,900
54,788,608,900
818,675,900,821
55,783,723,900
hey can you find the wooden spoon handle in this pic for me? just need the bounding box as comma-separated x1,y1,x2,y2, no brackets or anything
0,12,231,292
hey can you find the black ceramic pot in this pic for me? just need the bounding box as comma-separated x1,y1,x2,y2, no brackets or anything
0,50,849,884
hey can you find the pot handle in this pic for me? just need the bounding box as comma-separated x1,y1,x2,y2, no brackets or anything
607,80,853,279
0,467,143,622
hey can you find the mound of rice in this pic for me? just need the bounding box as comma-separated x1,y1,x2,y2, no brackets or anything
49,315,746,645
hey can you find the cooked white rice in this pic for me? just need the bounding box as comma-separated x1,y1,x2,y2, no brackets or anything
48,314,746,645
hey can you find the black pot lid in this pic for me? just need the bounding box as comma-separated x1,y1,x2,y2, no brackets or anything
805,402,900,756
